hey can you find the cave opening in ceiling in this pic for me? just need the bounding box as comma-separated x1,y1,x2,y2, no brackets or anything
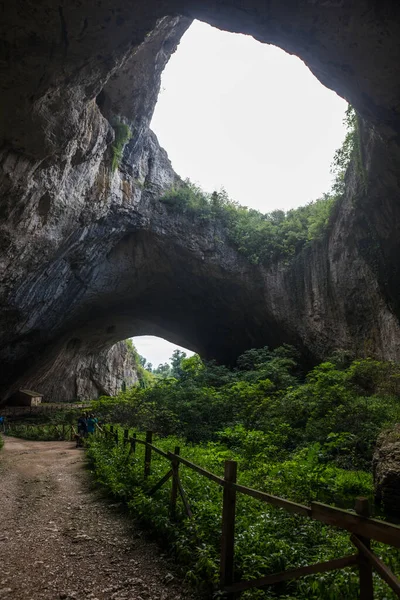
151,19,348,214
107,19,351,380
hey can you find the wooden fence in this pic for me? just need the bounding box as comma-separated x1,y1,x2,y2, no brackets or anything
3,421,76,440
0,403,90,418
101,426,400,599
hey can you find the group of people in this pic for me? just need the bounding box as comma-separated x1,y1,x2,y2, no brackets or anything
76,412,98,447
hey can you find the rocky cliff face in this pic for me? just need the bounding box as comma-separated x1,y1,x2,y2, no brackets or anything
17,340,139,402
1,1,400,401
373,426,400,519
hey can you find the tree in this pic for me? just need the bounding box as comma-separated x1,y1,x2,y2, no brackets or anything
170,349,187,378
153,363,172,378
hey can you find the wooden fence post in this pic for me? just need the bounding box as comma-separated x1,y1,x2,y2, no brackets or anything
110,425,114,434
355,497,373,600
170,446,180,519
144,431,153,477
130,433,137,455
124,429,129,445
220,460,237,596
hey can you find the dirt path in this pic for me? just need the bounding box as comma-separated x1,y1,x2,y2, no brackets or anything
0,436,196,600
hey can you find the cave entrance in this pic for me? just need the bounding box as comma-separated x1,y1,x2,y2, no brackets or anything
151,19,348,214
131,335,194,374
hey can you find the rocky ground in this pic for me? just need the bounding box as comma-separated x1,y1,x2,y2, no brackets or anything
0,436,197,600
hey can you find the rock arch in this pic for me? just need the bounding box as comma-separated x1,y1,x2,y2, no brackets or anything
1,2,400,399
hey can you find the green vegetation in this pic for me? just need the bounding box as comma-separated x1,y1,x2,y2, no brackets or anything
161,184,336,265
330,106,366,194
160,106,358,266
88,347,400,598
1,406,82,441
5,422,73,441
92,348,400,470
330,106,358,195
110,120,132,172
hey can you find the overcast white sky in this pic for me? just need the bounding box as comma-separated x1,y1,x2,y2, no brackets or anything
133,20,348,365
133,336,194,368
151,19,348,212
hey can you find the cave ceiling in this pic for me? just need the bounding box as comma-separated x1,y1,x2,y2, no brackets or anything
1,1,400,399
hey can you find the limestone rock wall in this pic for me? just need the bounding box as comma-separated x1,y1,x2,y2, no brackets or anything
0,15,190,400
17,340,139,402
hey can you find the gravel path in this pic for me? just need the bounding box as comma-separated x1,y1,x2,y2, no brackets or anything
0,436,196,600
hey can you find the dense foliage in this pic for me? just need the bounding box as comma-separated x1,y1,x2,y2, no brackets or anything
92,347,400,472
161,185,336,265
89,346,400,597
159,107,357,266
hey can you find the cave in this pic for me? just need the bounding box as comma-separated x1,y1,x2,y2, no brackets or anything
1,2,400,401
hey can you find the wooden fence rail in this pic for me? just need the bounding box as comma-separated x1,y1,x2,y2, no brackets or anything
0,403,90,418
101,426,400,599
3,422,76,441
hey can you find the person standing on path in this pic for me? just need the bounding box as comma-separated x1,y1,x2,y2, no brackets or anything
76,413,88,447
86,414,97,435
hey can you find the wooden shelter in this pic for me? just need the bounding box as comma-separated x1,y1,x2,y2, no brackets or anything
10,389,43,407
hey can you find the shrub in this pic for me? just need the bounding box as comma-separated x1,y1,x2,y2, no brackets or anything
110,121,132,171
